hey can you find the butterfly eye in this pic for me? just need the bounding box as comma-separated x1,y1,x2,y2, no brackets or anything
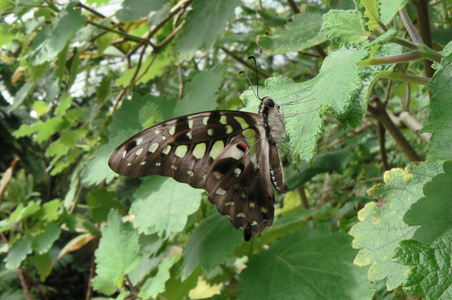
263,97,275,108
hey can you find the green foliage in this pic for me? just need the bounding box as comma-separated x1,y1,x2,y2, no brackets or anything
393,230,452,299
257,7,327,55
1,0,450,298
237,227,375,299
350,162,444,290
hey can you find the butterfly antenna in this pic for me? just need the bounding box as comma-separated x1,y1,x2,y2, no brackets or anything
239,55,263,101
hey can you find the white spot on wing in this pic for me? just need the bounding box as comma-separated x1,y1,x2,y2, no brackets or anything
188,119,194,128
136,148,143,155
193,143,206,159
169,126,175,135
140,161,146,165
261,207,268,213
225,201,234,206
149,143,159,153
237,212,246,218
207,128,214,136
187,170,194,177
203,117,209,125
220,115,227,124
216,187,226,195
155,129,161,134
136,138,143,145
122,150,127,158
175,145,188,158
210,140,224,159
249,201,255,208
225,125,233,134
162,145,171,155
155,162,161,166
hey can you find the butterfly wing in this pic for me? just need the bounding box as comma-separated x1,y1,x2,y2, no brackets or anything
109,110,277,239
205,125,275,240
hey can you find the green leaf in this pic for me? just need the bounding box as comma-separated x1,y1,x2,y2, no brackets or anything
174,0,241,62
427,54,452,123
349,162,444,290
92,210,141,295
139,253,179,299
114,55,173,87
379,0,411,25
25,4,87,65
422,110,452,161
286,148,353,189
108,94,150,134
34,252,53,281
32,199,61,223
130,176,203,237
355,0,382,32
237,227,375,300
31,223,62,254
404,161,452,244
257,7,327,55
182,213,243,280
393,230,452,300
0,202,41,233
5,236,32,269
116,0,167,22
81,129,136,186
173,65,224,116
7,82,34,113
86,188,126,222
160,265,202,300
321,9,368,46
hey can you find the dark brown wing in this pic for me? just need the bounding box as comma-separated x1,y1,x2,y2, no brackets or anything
205,124,275,240
108,111,265,189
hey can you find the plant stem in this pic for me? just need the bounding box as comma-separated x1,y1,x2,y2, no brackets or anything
379,71,430,85
367,97,421,162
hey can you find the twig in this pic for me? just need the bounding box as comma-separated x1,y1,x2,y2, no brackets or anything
377,121,389,170
86,237,99,300
412,0,435,77
22,269,48,300
220,47,270,78
325,121,374,149
399,8,423,44
297,185,309,209
367,97,421,162
17,268,32,300
178,65,184,100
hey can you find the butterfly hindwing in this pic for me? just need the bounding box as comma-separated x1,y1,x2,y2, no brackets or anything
206,124,275,240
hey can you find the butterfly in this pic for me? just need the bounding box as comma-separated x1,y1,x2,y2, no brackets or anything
109,58,288,241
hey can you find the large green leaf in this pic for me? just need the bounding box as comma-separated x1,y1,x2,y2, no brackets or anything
174,0,241,62
130,176,203,237
257,7,327,55
181,213,243,280
379,0,411,25
350,162,444,290
393,230,452,300
31,223,62,254
173,65,224,116
404,161,452,244
237,227,375,300
355,0,381,31
92,211,141,295
5,236,32,269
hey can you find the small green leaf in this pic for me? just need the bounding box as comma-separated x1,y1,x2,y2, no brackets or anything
356,0,381,32
92,210,141,295
34,252,53,281
174,0,241,62
114,55,172,87
393,230,452,299
182,213,243,280
350,162,444,290
5,236,32,269
131,176,203,237
8,82,34,113
82,129,136,186
25,4,87,65
322,9,368,46
404,161,452,244
32,100,48,116
139,253,179,299
32,199,61,223
86,188,126,222
257,7,327,55
115,0,167,22
379,0,411,25
237,227,375,299
32,223,62,254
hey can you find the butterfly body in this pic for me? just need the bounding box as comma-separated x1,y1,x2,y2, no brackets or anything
109,97,287,240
